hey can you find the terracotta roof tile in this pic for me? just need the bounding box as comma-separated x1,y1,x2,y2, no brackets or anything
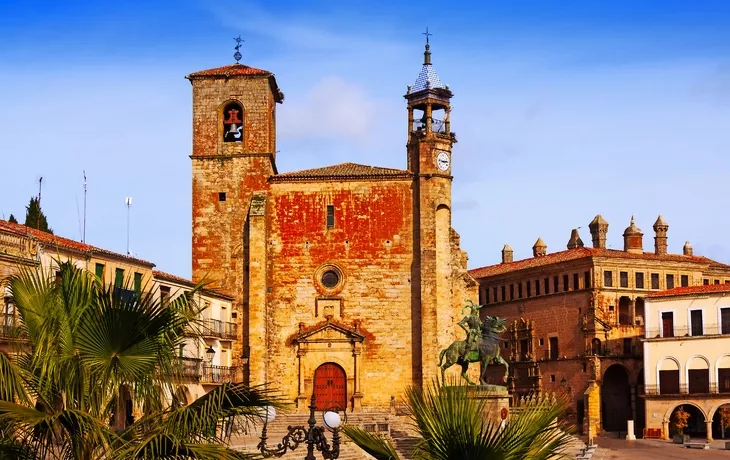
647,283,730,299
186,63,272,78
0,220,154,267
270,162,412,183
469,247,727,279
152,270,233,301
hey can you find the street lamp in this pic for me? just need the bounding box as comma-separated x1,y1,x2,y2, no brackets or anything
257,394,342,459
205,346,215,364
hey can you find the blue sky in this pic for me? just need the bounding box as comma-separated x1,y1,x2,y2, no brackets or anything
1,0,730,277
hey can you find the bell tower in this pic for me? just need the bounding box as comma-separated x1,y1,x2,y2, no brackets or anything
406,31,458,387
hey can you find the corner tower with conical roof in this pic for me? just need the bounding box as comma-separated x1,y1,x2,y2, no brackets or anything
405,34,459,386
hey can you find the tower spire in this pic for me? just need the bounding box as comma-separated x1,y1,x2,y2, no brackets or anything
422,27,432,65
233,35,244,63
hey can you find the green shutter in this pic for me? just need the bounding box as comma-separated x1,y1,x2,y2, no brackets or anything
95,263,104,281
115,268,124,288
134,273,142,293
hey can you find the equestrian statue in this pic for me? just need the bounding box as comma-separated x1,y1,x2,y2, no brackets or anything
438,300,509,386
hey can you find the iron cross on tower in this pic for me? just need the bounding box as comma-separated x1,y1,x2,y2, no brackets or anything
233,35,244,63
422,27,432,44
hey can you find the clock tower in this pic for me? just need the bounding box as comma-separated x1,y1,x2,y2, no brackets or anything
405,35,459,386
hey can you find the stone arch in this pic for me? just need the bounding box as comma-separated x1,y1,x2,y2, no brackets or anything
666,402,708,438
590,338,601,355
600,360,631,381
313,362,347,412
601,364,631,432
220,99,244,143
663,401,708,423
715,355,730,392
635,297,645,323
710,402,730,439
656,356,680,393
708,401,730,420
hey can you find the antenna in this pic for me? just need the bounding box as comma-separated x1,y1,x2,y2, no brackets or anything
125,197,132,256
37,177,43,230
83,171,87,243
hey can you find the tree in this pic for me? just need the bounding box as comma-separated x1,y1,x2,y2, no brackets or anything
672,406,690,436
24,196,53,234
7,214,17,224
342,381,574,460
0,262,279,459
720,405,730,439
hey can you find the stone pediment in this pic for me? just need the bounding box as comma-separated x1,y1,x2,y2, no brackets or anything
288,319,366,345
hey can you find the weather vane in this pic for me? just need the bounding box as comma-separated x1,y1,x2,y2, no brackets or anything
422,27,432,45
233,35,244,63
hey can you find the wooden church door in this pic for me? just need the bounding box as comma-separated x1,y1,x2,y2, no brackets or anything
313,363,347,411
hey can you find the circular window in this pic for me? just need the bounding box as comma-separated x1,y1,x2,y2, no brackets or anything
322,270,340,289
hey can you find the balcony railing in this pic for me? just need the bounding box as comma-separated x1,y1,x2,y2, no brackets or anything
200,365,240,384
0,314,26,340
173,357,203,380
201,319,237,340
641,383,730,396
645,323,730,339
413,118,447,133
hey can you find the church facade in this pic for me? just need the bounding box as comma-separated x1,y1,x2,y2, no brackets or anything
187,43,477,412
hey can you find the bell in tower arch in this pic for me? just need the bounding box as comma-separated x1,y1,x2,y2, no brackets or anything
223,102,243,143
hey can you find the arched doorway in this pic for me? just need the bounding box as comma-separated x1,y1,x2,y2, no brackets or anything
712,403,730,439
313,363,347,411
669,404,705,438
601,365,631,432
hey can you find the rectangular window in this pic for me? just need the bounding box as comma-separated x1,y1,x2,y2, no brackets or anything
715,279,721,285
485,288,490,304
661,311,674,337
689,369,710,394
562,274,569,292
722,308,730,334
544,277,550,294
479,289,485,305
518,283,523,299
553,276,559,293
501,286,506,302
326,205,335,228
666,274,675,290
636,272,644,289
584,271,591,289
114,268,124,288
549,337,559,360
659,370,680,394
620,271,628,288
535,279,541,296
160,285,171,306
690,309,703,336
519,339,529,361
704,279,710,286
526,281,532,298
218,192,226,202
720,368,730,393
493,287,498,303
681,275,689,287
133,272,142,294
573,273,579,290
603,270,613,287
651,273,660,290
95,263,105,281
509,284,514,301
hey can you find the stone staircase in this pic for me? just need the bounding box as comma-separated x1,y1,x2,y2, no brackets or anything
230,411,588,459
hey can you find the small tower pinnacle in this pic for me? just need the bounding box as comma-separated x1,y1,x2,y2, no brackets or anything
422,27,432,65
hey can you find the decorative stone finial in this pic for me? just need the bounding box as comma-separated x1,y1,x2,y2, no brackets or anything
532,238,547,257
502,244,514,264
567,228,585,249
683,241,693,256
623,217,644,254
588,214,609,249
653,215,669,255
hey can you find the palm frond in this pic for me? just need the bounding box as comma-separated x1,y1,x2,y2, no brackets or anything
341,425,400,460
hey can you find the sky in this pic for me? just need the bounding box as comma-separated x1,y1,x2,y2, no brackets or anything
1,0,729,277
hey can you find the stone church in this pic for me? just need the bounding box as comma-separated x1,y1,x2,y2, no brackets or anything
187,41,477,412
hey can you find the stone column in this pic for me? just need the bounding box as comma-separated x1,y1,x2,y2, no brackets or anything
662,420,669,440
425,103,433,132
706,420,713,441
295,348,308,413
352,344,363,412
626,420,636,440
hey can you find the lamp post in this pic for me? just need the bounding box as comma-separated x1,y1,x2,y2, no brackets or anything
257,394,342,460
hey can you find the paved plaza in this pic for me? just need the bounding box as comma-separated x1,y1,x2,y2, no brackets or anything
589,437,730,459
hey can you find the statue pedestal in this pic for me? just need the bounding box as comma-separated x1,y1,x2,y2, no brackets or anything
467,385,511,426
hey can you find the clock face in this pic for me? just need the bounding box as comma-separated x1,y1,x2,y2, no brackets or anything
436,151,450,171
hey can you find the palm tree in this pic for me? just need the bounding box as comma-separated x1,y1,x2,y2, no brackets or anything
342,381,574,460
0,262,279,459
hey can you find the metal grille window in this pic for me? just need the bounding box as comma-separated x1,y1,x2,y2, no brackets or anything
636,272,644,289
326,205,335,228
603,271,613,287
619,272,628,288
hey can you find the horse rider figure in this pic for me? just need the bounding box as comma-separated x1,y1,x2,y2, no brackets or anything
458,301,483,362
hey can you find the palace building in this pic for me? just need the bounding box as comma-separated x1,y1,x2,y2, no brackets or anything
469,216,730,438
187,41,476,412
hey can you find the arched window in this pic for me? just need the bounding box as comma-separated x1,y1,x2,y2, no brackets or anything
222,102,243,143
590,338,601,355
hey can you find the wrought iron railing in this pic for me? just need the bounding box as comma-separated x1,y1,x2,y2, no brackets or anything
200,365,240,384
173,357,202,380
641,383,730,396
0,314,26,340
201,319,237,340
412,118,446,133
645,323,730,338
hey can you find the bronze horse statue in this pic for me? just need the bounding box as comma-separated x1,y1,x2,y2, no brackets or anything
438,313,509,386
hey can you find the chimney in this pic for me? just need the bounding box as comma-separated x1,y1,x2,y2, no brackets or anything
501,244,514,264
567,228,585,249
683,241,693,256
532,238,547,257
622,216,644,254
588,215,608,249
653,215,668,255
